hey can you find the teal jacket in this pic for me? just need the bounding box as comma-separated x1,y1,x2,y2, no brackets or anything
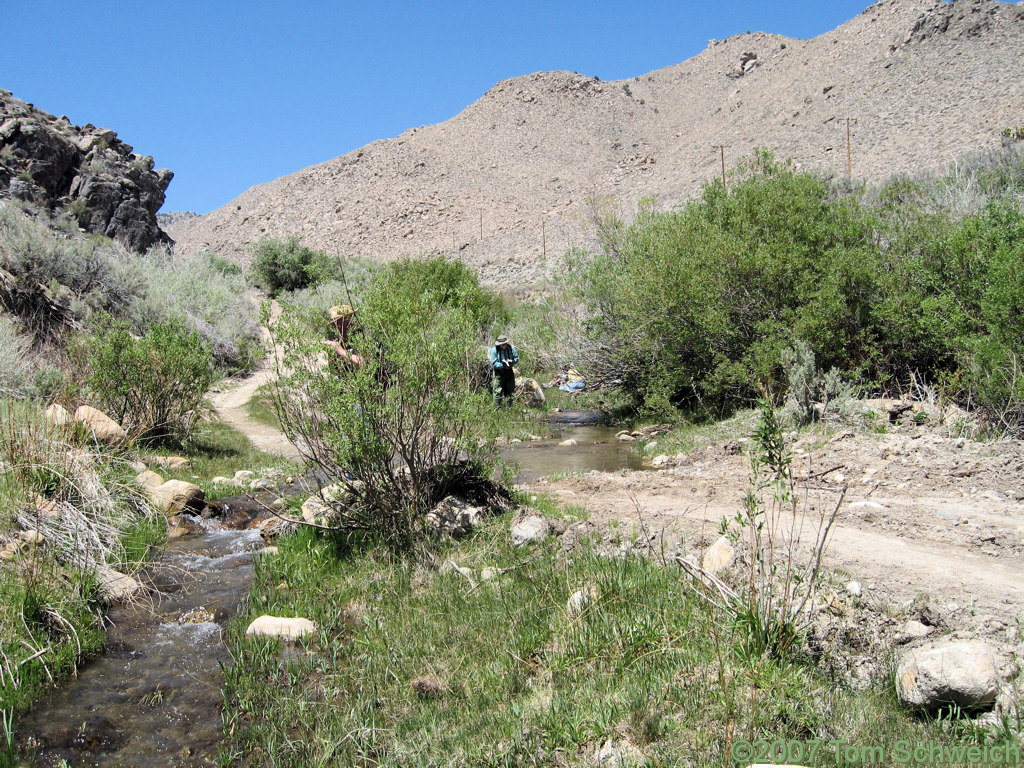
490,344,519,374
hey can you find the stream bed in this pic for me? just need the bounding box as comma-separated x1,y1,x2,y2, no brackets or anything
17,524,264,768
17,413,643,766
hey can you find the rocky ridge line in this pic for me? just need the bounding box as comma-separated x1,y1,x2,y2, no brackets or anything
167,0,1024,287
0,90,173,253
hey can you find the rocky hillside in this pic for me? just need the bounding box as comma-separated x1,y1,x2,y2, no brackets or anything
168,0,1024,286
0,90,172,253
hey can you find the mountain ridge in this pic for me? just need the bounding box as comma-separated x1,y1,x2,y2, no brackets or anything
167,0,1024,287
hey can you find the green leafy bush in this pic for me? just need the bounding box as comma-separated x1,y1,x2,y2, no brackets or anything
372,256,508,335
568,148,1024,432
72,315,215,442
568,152,877,412
268,257,508,548
249,236,333,296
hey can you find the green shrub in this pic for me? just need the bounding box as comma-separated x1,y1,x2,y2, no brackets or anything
249,236,332,296
568,152,877,411
73,315,215,442
568,147,1024,430
128,247,262,373
373,255,507,336
268,258,508,548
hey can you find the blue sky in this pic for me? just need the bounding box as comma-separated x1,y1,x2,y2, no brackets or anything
3,0,878,214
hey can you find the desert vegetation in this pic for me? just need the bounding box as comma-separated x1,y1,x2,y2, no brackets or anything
2,141,1023,765
267,256,510,548
559,145,1024,432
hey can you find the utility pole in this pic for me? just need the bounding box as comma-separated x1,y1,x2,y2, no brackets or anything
712,145,728,190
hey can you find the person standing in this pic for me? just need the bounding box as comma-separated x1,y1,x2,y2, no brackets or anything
323,304,363,369
490,335,519,407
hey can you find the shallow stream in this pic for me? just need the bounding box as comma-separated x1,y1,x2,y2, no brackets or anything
17,412,642,766
17,524,263,767
502,422,646,483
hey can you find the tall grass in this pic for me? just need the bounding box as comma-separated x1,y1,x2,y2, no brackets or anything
0,398,163,753
218,515,1010,767
0,316,32,398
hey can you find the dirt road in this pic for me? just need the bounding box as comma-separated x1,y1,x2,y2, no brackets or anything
208,298,304,463
528,405,1024,623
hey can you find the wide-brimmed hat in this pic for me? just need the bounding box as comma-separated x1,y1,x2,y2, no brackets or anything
495,335,510,345
329,304,355,320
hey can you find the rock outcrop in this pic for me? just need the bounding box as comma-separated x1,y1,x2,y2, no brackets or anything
0,90,173,253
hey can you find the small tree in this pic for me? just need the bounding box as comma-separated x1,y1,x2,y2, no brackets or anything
267,259,508,548
249,236,331,296
73,315,215,442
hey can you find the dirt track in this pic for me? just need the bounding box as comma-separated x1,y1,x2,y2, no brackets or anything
207,297,304,463
527,403,1024,627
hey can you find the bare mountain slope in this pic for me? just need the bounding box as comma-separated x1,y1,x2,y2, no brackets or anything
168,0,1024,287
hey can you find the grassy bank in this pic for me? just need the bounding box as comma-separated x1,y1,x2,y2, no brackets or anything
148,419,301,501
218,510,1012,767
0,402,167,765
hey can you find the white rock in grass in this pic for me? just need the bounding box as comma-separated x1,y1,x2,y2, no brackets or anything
150,455,190,471
702,536,735,574
301,497,332,525
135,470,165,493
425,496,482,537
95,565,145,602
74,405,126,444
245,615,316,641
845,580,862,597
567,584,599,617
895,640,999,711
233,470,254,484
44,403,73,427
594,739,646,766
511,515,549,546
20,530,45,545
211,476,234,485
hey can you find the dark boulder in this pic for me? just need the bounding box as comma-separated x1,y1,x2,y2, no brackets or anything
0,89,173,253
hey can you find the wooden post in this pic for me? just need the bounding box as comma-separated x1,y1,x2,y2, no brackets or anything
712,145,728,190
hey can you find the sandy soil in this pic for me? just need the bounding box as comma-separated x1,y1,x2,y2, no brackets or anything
207,298,304,463
526,403,1024,644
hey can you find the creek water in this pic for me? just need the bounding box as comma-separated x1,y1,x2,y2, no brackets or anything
17,414,642,766
503,417,646,483
17,523,264,768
